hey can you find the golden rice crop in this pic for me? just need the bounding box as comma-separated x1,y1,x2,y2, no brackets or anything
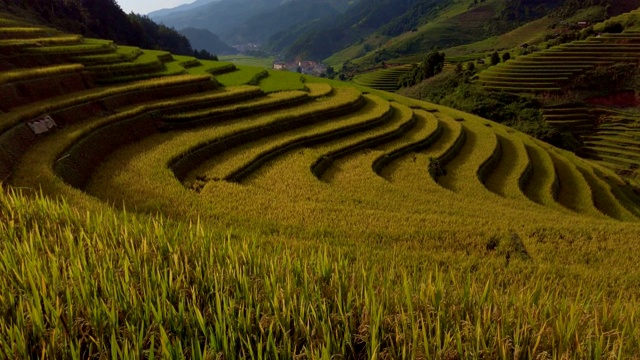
10,86,361,212
0,64,84,85
1,188,639,358
310,100,415,180
0,26,52,38
4,33,640,357
374,109,441,178
520,139,567,212
165,90,307,122
547,147,604,218
437,119,499,196
305,83,333,97
483,131,531,201
189,94,391,183
575,161,638,221
0,34,82,48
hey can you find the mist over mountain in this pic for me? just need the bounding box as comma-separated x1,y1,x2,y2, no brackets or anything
149,0,357,45
178,27,236,55
224,1,340,44
148,0,221,18
268,0,439,61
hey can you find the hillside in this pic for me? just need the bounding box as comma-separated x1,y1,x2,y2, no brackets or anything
269,0,441,61
148,0,220,18
326,0,640,67
471,8,640,180
1,9,640,358
0,0,195,56
178,28,236,55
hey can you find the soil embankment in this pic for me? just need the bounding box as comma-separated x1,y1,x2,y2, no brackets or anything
586,91,640,108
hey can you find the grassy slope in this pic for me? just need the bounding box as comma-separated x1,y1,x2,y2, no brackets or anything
325,0,500,67
444,16,555,59
442,3,611,60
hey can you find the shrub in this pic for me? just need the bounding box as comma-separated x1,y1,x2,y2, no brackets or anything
398,50,445,88
491,51,500,65
602,21,624,34
466,61,475,72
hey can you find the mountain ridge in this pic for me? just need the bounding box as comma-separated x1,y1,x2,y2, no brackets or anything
150,0,357,45
147,0,220,18
178,27,237,55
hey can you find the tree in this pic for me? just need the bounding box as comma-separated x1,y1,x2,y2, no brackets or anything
325,66,335,79
194,49,217,61
454,62,463,73
466,62,475,72
397,51,446,89
490,51,500,66
502,52,511,62
421,51,446,78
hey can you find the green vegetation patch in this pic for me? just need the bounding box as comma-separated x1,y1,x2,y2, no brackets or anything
215,65,268,87
258,70,306,93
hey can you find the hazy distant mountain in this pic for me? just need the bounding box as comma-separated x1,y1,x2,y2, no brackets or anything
147,0,221,18
268,0,432,61
225,1,340,44
149,0,357,45
179,27,236,55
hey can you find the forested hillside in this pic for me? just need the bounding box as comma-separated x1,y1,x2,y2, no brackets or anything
269,0,443,61
0,0,194,56
269,0,640,64
324,0,639,66
178,28,236,56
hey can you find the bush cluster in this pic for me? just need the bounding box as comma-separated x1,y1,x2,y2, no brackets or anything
398,51,445,88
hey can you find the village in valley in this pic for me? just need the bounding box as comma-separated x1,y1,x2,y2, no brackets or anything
272,59,328,76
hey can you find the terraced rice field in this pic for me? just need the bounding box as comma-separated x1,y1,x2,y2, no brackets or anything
0,18,238,85
541,105,596,136
580,110,640,179
2,12,640,358
352,64,413,92
478,31,640,93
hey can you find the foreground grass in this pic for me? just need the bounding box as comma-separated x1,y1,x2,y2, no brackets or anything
0,188,639,358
